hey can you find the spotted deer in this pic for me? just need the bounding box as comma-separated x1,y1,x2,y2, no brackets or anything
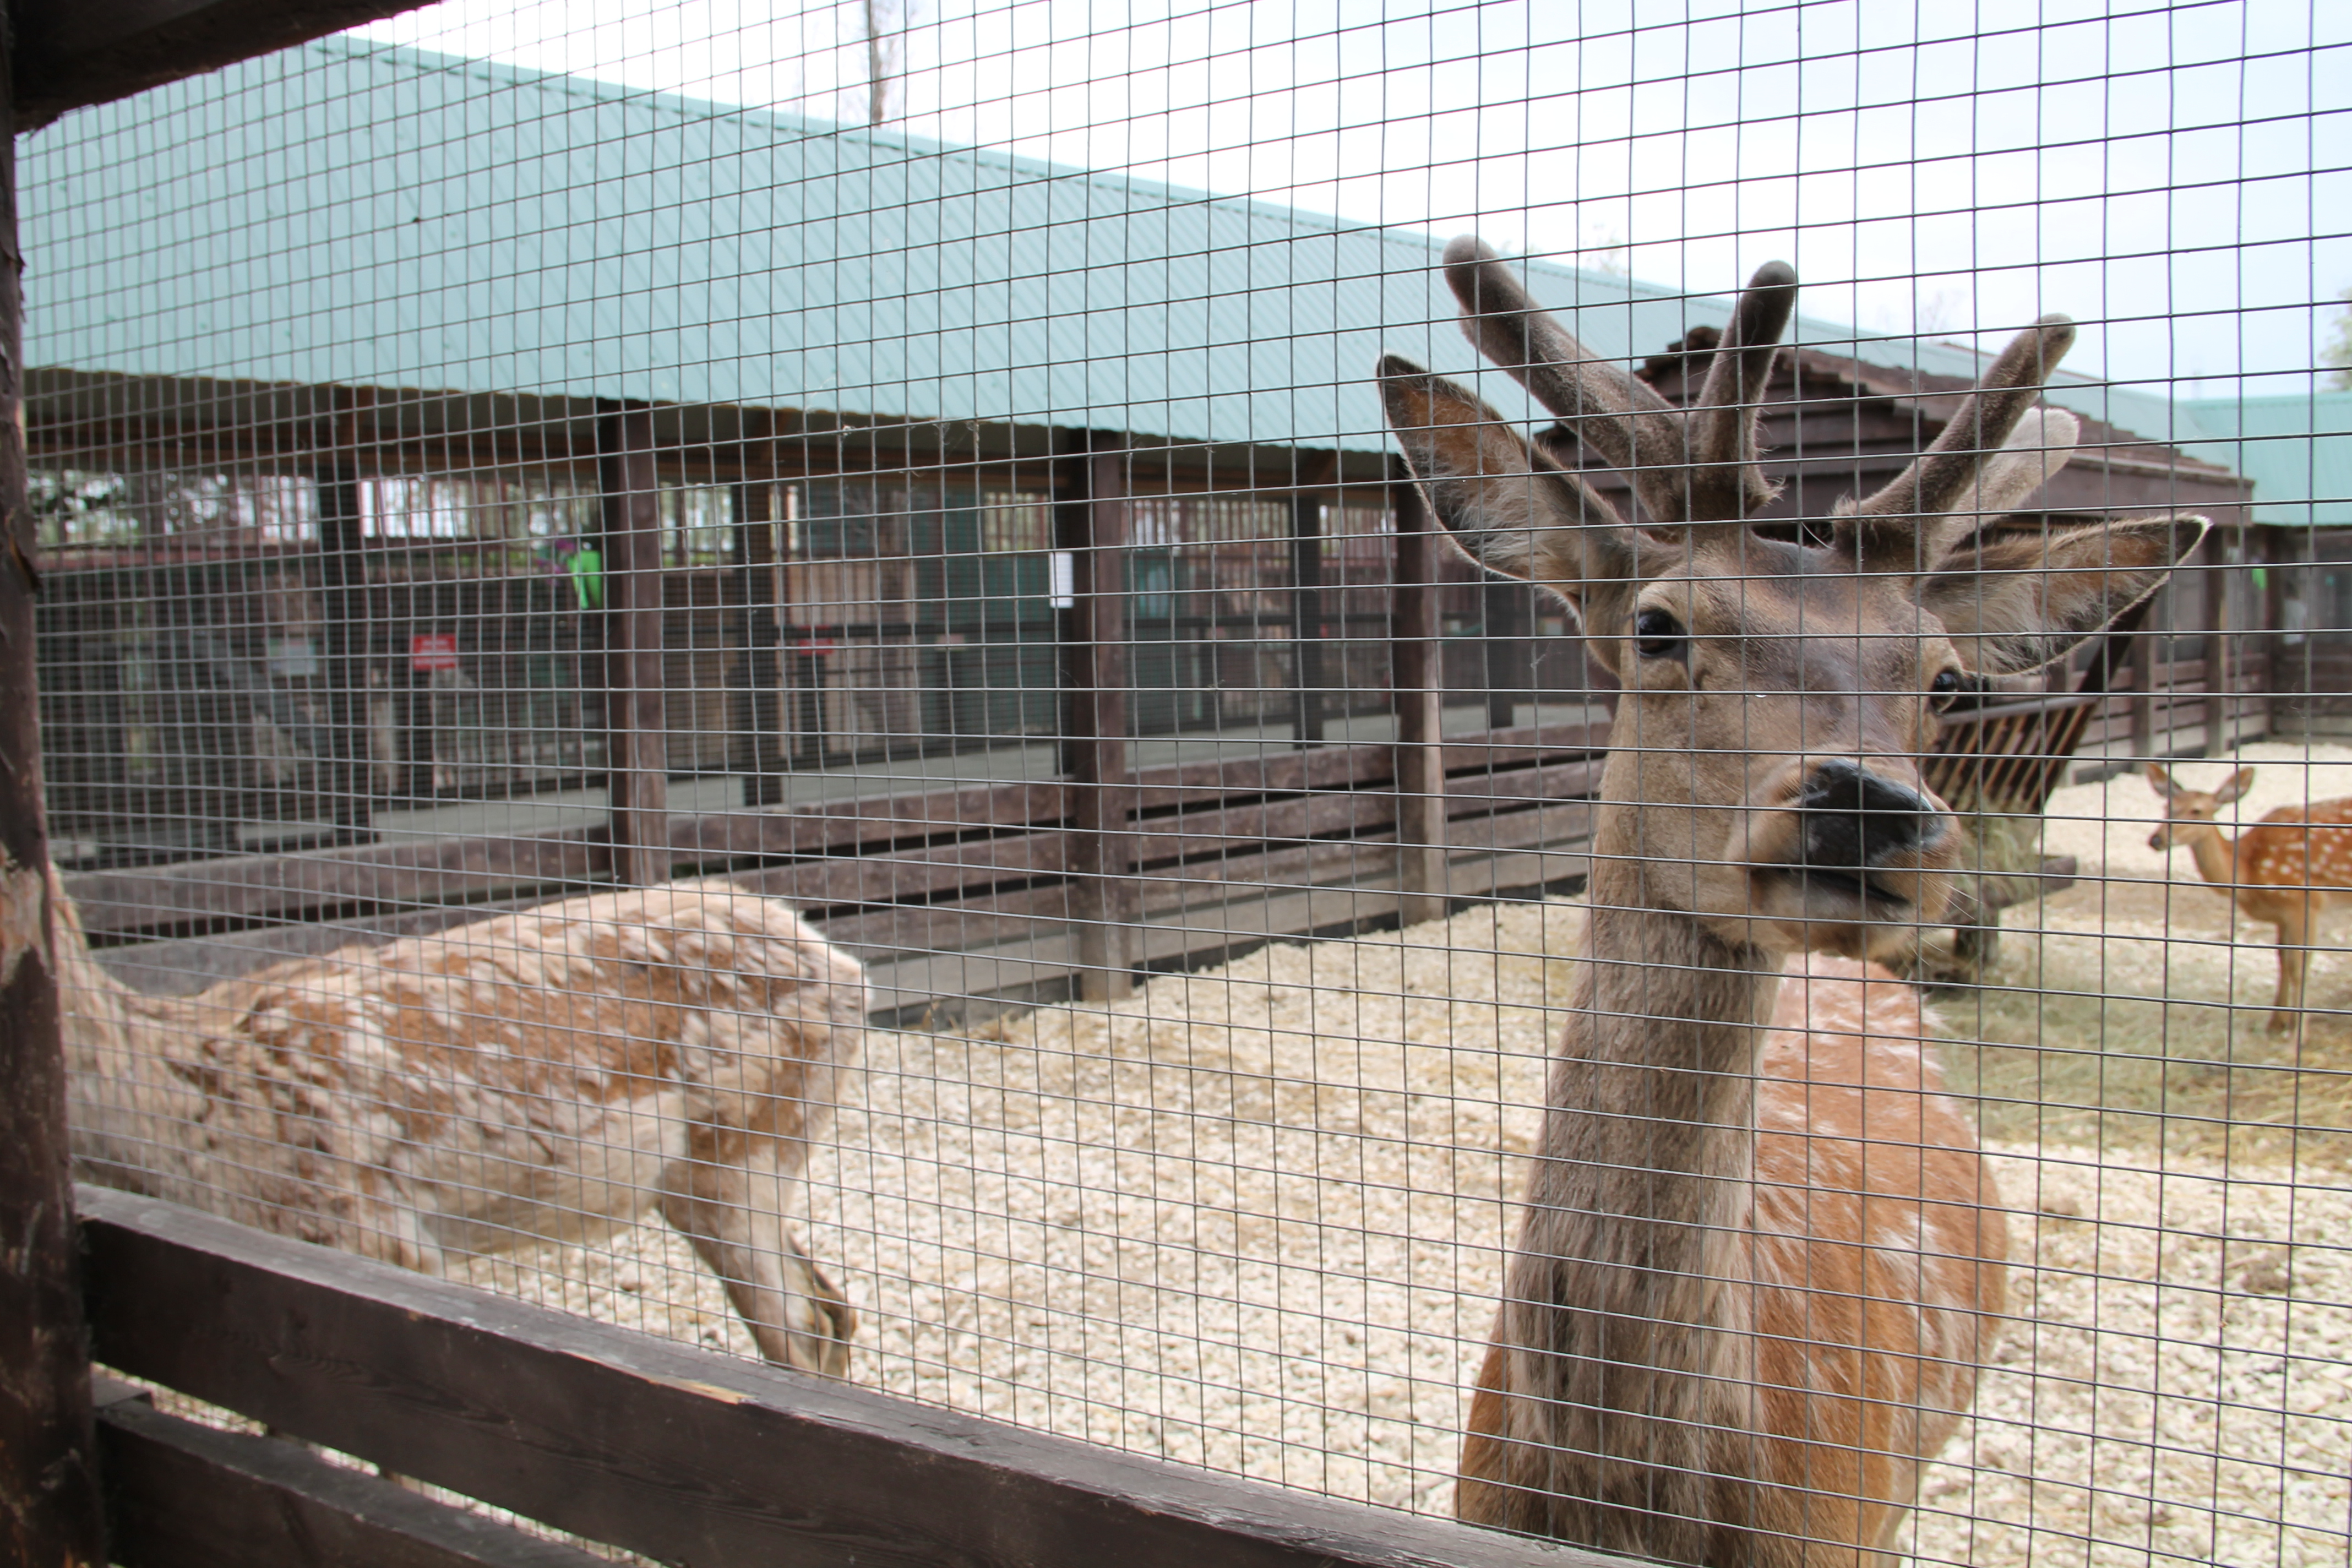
2147,764,2352,1033
1380,238,2204,1565
57,870,864,1376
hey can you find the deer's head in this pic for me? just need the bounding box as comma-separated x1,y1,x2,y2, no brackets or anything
1382,238,2206,959
2146,763,2255,851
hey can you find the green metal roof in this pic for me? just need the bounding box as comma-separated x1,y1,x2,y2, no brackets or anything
2176,392,2352,528
22,37,2215,460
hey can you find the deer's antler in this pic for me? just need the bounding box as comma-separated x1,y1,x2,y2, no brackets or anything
1444,239,1797,535
1685,260,1798,525
1836,315,2078,570
1443,237,1694,524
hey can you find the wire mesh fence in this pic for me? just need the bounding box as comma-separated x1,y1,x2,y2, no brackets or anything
25,3,2352,1564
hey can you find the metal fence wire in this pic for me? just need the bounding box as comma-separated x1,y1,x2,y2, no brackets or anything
28,3,2352,1564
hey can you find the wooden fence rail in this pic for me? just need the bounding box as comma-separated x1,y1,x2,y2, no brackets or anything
81,1184,1622,1568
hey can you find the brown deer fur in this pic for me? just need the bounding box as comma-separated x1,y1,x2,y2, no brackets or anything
1382,237,2205,1565
56,870,865,1376
2147,763,2352,1033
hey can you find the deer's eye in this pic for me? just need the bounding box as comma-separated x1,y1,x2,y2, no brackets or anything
1633,609,1688,661
1929,668,1967,710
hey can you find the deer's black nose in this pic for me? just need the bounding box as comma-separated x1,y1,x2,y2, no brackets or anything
1795,760,1944,871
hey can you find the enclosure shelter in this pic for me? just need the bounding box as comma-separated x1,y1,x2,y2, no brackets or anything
10,5,2352,1567
2182,390,2352,733
29,37,2270,1015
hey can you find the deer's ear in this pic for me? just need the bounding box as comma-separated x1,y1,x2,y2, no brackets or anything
1919,513,2208,675
2146,763,2180,798
1378,356,1636,611
2214,766,2256,806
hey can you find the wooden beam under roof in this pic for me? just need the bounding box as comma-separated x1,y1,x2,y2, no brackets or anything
13,0,440,131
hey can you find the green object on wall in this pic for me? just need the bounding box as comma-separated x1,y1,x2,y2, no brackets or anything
569,546,604,611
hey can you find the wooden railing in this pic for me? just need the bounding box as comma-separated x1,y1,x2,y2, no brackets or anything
83,1184,1623,1568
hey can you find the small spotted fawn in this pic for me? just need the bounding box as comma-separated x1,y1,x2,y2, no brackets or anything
2148,764,2352,1035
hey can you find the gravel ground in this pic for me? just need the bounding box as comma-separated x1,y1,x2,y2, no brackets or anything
455,743,2352,1567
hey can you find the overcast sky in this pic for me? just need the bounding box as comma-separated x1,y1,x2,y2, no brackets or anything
359,0,2350,400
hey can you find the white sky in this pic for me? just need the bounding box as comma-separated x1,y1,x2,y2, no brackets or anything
358,0,2352,400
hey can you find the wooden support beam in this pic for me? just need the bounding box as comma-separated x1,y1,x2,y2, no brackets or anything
1059,438,1137,1001
734,477,788,808
317,454,374,841
597,404,671,887
2206,533,2234,758
2261,527,2290,733
96,1389,608,1568
0,40,106,1560
1482,578,1522,731
1390,475,1448,925
1289,488,1326,748
12,0,438,129
80,1185,1638,1568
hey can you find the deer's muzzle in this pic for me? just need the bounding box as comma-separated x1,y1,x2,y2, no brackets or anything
1791,760,1950,900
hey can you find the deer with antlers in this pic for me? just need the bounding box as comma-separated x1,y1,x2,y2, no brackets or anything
58,870,865,1376
2147,764,2352,1033
1380,239,2204,1565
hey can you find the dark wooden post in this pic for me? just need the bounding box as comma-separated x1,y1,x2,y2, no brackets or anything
2206,528,2235,758
317,454,373,840
598,403,671,886
2261,526,2290,735
0,28,107,1557
1391,471,1447,925
1482,577,1522,731
2128,586,2159,763
734,476,787,808
1289,488,1325,749
1058,436,1136,1001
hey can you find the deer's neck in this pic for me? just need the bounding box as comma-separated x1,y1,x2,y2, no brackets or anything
1487,894,1781,1552
50,896,217,1200
1521,897,1778,1324
2180,822,2243,892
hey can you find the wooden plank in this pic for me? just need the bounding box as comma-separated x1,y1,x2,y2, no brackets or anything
598,404,672,886
729,827,1072,906
1441,758,1608,814
1391,476,1448,924
64,712,1610,938
672,777,1068,859
1129,791,1395,866
84,751,1608,995
97,1394,608,1568
830,794,1600,962
1126,740,1396,813
1442,718,1613,774
1061,442,1139,1000
61,831,608,936
0,37,107,1556
12,0,439,129
852,834,1592,1017
80,1185,1634,1568
1127,754,1601,873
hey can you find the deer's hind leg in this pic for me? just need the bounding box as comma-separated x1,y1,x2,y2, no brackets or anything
659,1118,855,1376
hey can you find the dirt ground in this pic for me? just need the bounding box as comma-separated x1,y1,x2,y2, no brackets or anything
456,741,2352,1568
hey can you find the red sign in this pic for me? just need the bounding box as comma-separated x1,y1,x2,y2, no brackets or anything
410,633,460,672
792,639,836,658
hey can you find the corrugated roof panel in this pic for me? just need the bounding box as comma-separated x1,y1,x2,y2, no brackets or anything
24,36,2204,458
2180,393,2352,527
